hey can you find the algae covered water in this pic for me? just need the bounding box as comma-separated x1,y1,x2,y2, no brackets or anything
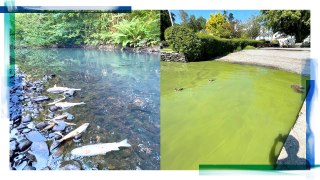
161,61,308,170
15,48,160,170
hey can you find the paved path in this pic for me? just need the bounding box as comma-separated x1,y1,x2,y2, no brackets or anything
217,48,310,75
276,101,308,170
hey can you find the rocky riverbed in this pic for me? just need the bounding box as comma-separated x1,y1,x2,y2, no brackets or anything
9,67,90,170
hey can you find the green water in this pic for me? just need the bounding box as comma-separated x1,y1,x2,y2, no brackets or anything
160,61,308,170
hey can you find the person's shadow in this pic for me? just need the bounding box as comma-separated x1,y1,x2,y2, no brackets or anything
269,134,310,170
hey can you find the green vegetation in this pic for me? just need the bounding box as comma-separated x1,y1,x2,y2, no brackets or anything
178,10,206,32
205,12,233,38
164,25,202,60
243,45,256,50
164,25,263,61
261,10,310,42
160,10,175,40
13,11,160,47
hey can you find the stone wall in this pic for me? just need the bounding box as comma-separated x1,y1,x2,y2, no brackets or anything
160,52,187,63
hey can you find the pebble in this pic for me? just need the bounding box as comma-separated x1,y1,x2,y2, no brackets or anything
49,106,60,112
22,114,32,123
17,138,32,152
23,166,36,170
60,161,82,170
30,142,49,170
26,131,46,142
52,120,66,131
35,121,49,130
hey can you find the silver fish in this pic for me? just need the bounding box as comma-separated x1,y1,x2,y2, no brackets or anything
55,102,85,109
71,139,131,156
47,84,81,94
58,123,89,143
48,95,66,105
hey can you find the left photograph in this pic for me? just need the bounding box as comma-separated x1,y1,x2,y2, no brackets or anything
9,10,160,170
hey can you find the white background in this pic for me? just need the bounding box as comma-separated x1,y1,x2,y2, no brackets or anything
0,0,319,179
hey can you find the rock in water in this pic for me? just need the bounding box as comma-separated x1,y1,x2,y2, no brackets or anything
26,131,46,142
64,90,75,97
60,161,82,170
31,96,49,102
17,138,32,152
49,106,61,112
52,120,66,131
30,142,49,170
22,114,32,123
63,112,74,120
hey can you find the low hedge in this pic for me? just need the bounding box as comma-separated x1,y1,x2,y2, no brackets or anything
164,25,265,61
197,33,265,59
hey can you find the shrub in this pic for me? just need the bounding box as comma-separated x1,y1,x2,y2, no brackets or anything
165,27,264,61
164,25,202,61
194,33,264,60
244,45,256,50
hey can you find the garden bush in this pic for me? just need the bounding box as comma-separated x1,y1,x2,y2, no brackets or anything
164,25,202,61
165,26,264,61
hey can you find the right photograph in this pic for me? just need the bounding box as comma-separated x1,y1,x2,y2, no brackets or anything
160,10,311,170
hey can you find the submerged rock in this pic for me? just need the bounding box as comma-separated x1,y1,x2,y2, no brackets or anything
23,166,36,170
26,131,46,142
64,90,75,97
35,121,49,130
22,114,32,123
52,120,66,131
49,106,61,112
63,112,74,120
30,142,49,170
17,138,32,152
60,161,82,170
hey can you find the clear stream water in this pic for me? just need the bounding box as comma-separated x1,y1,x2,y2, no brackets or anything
15,48,160,170
161,61,309,170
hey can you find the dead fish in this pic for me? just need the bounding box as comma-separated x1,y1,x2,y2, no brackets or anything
48,95,66,105
41,123,55,132
174,88,184,91
47,84,81,94
291,84,304,93
71,139,131,156
55,102,85,109
31,96,50,102
45,114,68,121
58,123,89,143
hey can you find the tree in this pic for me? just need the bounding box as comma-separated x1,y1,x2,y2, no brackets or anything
179,10,189,25
161,10,175,40
244,15,261,39
261,10,310,42
228,13,234,23
205,12,232,38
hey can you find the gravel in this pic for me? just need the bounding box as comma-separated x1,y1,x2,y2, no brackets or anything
216,48,310,75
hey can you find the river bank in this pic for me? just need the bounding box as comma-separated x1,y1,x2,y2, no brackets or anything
14,44,160,54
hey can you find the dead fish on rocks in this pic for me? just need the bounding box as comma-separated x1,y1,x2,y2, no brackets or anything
291,84,305,93
31,96,50,103
71,139,131,156
57,123,89,143
55,102,85,109
48,95,66,105
47,85,81,94
41,123,55,132
46,114,68,121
